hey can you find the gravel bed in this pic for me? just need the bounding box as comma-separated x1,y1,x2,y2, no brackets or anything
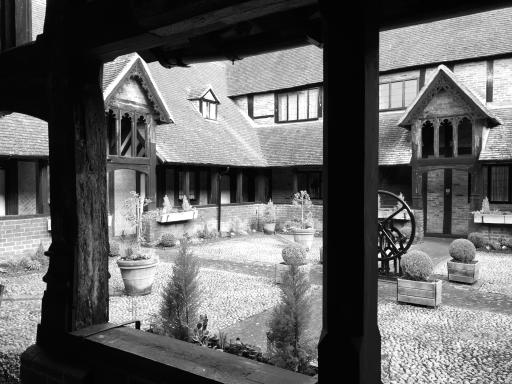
433,252,512,296
379,299,512,383
109,259,281,331
189,234,322,265
0,272,46,298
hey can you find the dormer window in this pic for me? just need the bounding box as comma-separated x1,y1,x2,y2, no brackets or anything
188,88,220,121
200,99,217,120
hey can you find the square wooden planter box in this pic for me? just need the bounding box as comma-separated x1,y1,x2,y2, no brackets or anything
447,260,480,284
397,278,442,308
274,262,311,284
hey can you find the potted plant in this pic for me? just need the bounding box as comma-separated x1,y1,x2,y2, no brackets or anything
291,190,315,250
397,249,442,307
116,191,159,296
447,239,480,284
262,199,277,234
274,244,310,284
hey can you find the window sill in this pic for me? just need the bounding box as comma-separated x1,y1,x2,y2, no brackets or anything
68,324,317,384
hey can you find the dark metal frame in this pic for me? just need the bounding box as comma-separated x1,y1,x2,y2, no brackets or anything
377,190,416,276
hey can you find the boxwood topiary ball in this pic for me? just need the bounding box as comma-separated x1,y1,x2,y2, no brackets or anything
401,250,433,281
282,245,307,265
449,238,476,263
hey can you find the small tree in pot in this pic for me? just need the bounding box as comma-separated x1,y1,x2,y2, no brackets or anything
397,250,442,307
263,199,277,234
447,239,479,284
291,191,315,250
117,191,160,296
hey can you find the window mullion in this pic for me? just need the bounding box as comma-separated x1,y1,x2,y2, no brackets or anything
131,112,137,157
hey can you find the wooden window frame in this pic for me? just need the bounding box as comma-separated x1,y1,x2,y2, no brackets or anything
487,165,512,204
109,110,149,159
379,78,419,111
199,99,218,120
275,85,322,123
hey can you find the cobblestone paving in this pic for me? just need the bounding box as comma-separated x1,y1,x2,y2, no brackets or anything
379,297,512,384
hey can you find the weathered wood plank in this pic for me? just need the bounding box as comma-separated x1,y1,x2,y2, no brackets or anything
448,274,476,284
397,278,437,291
398,294,436,307
398,286,436,299
447,260,479,271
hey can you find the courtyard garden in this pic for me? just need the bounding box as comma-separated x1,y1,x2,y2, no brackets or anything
0,229,323,382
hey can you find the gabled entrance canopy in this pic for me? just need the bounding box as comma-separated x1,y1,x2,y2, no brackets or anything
397,64,502,128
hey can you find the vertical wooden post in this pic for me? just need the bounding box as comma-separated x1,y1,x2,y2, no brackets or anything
183,170,190,200
236,171,243,203
255,172,266,202
434,118,440,158
210,169,219,204
5,159,18,215
147,116,157,210
37,56,109,347
108,168,115,237
37,160,49,214
292,171,298,193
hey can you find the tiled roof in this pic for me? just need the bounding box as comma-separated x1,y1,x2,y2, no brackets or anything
380,7,512,72
379,112,411,166
0,113,48,157
102,54,138,93
257,121,323,167
227,45,323,96
479,108,512,161
149,61,267,167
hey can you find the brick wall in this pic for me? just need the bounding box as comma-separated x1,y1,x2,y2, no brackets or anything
144,203,323,242
0,215,51,263
470,222,512,243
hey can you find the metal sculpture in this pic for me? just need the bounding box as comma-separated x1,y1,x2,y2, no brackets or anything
378,190,416,275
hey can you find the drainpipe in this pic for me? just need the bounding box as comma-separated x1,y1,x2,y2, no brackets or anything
218,167,230,232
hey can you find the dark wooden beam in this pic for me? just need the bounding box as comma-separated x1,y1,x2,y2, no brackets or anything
210,169,219,204
37,160,50,215
38,55,109,346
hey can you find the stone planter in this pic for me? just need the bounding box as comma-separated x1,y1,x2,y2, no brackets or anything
117,257,159,296
263,222,276,234
473,212,512,224
397,278,442,308
292,228,315,250
274,262,311,284
447,260,480,284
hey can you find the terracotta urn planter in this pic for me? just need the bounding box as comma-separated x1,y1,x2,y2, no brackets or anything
117,257,159,296
263,222,276,234
397,278,442,308
447,260,480,284
292,228,315,250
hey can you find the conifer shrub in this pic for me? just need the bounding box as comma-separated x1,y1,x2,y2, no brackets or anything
468,232,486,249
281,245,307,265
449,239,476,263
159,236,201,341
400,250,433,281
160,233,178,247
266,264,315,374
